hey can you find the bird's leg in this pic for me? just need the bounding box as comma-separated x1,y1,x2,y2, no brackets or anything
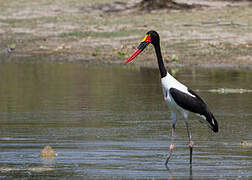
165,124,175,166
165,112,176,166
185,121,193,165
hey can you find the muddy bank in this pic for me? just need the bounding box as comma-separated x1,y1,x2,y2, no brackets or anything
0,0,251,68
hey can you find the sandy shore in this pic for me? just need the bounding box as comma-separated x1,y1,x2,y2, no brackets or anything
0,0,251,68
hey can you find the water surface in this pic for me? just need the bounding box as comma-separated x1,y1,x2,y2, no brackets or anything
0,61,251,179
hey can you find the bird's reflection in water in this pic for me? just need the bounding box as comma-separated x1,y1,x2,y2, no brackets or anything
165,165,193,180
190,166,193,180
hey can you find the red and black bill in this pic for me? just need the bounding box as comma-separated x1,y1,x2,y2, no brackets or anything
124,34,151,64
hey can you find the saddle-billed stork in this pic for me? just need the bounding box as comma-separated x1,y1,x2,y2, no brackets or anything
124,30,218,166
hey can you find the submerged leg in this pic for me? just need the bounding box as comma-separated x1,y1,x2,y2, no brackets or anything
185,120,193,165
165,111,176,166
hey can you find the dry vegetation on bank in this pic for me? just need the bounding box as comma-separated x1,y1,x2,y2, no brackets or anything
0,0,251,68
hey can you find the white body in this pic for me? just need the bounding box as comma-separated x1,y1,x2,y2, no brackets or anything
161,72,195,124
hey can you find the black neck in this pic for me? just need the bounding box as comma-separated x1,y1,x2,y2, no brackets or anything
154,42,167,78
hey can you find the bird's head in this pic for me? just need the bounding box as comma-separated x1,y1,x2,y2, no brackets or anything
124,30,160,64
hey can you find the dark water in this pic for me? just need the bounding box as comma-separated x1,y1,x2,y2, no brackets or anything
0,61,251,179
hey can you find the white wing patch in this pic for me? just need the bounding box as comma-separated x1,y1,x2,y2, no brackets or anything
196,114,206,120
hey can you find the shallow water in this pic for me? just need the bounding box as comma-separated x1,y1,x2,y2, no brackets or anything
0,61,251,179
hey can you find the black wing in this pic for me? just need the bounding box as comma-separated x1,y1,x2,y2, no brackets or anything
170,88,218,132
170,88,207,115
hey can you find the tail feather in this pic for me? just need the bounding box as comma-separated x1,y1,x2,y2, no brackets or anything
205,112,218,133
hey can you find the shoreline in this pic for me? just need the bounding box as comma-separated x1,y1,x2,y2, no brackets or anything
1,52,252,71
0,0,251,69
